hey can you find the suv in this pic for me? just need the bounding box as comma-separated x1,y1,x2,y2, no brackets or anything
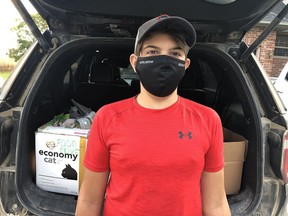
1,0,288,215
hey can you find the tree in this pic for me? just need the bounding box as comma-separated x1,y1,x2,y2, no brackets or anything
8,14,48,62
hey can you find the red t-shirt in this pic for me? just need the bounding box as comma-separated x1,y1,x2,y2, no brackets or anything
84,96,224,216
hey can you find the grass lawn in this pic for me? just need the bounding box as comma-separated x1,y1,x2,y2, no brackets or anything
0,71,11,80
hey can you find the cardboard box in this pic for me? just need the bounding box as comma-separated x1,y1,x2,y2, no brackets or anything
223,128,248,195
35,126,89,195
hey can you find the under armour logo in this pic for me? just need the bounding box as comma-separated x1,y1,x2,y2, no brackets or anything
178,131,192,139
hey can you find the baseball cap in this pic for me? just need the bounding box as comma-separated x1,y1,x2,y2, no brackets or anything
134,14,196,52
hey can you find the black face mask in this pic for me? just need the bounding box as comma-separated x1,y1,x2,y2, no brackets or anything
136,55,186,97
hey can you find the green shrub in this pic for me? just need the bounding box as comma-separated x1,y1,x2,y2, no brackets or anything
0,59,16,72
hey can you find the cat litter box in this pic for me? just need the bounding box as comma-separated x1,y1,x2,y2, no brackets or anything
35,119,89,195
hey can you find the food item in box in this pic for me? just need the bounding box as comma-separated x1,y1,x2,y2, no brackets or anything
35,129,88,195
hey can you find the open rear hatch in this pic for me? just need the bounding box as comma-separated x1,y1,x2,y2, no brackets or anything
12,0,286,51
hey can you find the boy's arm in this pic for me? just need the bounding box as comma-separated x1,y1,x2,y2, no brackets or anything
76,168,109,216
201,168,231,216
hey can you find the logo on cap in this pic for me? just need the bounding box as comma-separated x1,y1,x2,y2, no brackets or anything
156,14,169,20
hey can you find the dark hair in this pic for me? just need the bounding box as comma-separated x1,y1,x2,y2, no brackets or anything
135,28,190,56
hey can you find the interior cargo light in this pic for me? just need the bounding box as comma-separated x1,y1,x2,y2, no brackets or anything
281,130,288,183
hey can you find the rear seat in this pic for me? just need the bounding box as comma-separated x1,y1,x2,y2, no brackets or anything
178,66,206,104
75,62,136,111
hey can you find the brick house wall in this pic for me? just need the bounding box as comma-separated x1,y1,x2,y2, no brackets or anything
272,57,288,77
243,26,288,77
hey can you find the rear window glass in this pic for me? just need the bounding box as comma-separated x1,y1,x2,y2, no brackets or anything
120,65,139,85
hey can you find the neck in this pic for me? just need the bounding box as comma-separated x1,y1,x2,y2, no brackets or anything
136,87,179,109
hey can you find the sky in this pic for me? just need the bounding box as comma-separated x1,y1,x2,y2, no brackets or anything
0,0,36,59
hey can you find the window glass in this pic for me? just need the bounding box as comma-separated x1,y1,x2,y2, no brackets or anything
120,65,139,85
274,35,288,57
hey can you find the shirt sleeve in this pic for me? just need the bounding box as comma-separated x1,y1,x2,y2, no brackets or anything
203,109,224,172
84,107,110,172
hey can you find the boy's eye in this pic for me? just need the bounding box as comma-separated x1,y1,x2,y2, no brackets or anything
147,50,158,55
172,52,180,56
170,51,182,57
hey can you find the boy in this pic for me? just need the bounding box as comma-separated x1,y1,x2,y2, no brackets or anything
76,15,231,216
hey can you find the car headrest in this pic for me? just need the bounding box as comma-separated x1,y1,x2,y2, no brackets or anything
179,66,194,88
89,62,114,83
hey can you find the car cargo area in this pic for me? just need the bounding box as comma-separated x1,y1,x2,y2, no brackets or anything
15,37,264,215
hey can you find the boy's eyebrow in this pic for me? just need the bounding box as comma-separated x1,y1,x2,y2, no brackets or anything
142,45,183,51
171,47,183,51
142,45,160,50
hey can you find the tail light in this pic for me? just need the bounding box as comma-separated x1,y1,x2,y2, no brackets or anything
281,130,288,183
